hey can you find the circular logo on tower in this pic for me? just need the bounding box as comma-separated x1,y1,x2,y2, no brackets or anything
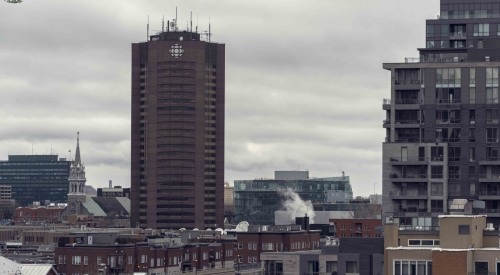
169,44,184,58
240,183,246,190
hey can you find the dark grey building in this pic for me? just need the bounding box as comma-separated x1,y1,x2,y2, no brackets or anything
0,155,70,206
261,238,384,275
383,0,500,228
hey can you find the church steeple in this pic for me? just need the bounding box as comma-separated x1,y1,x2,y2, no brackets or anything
74,132,81,166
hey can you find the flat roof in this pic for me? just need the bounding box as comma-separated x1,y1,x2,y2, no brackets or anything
261,250,321,255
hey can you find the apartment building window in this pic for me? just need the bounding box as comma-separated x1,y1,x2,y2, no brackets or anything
253,242,257,250
427,25,435,37
128,256,133,265
436,68,461,86
238,256,243,263
449,166,461,179
470,68,476,84
72,256,81,265
487,128,499,143
470,88,476,103
326,261,337,273
238,242,243,249
394,261,432,275
470,109,476,124
253,256,257,263
487,68,499,85
469,128,476,142
470,183,476,195
150,258,154,267
487,109,499,123
203,252,208,260
431,166,443,179
473,24,489,36
449,183,461,196
487,88,499,103
426,41,435,48
431,146,444,161
157,258,161,266
469,166,476,179
475,262,489,274
174,257,178,265
346,261,358,273
487,147,499,161
431,200,444,212
431,182,443,196
449,147,461,161
141,255,147,264
248,242,252,250
59,255,63,264
97,256,101,265
83,256,88,265
459,225,470,235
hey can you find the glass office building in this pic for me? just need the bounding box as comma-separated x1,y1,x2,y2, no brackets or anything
0,155,70,206
234,171,353,225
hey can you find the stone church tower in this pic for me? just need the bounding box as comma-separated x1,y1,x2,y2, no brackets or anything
67,132,86,215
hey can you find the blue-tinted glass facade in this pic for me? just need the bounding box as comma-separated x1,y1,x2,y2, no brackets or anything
0,155,70,206
234,176,352,225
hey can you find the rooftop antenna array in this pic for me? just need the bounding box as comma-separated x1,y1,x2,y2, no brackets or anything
147,15,149,41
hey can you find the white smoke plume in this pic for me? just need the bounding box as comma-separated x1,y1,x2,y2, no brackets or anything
278,188,316,224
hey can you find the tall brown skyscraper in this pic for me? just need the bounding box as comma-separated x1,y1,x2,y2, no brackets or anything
131,23,225,229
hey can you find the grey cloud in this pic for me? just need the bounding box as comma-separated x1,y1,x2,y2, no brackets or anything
0,0,436,193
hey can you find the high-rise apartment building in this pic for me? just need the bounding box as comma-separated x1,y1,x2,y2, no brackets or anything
131,22,225,229
383,0,500,228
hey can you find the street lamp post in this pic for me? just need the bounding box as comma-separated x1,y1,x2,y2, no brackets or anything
195,259,198,275
237,254,240,274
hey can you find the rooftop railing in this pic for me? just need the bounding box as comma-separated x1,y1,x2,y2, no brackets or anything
389,157,426,162
479,174,500,180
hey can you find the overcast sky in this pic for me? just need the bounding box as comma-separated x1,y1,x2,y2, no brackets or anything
0,0,439,196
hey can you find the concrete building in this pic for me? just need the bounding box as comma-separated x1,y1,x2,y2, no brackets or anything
384,214,500,275
131,18,225,230
382,0,500,228
0,155,70,206
261,238,384,275
224,182,234,206
235,171,352,225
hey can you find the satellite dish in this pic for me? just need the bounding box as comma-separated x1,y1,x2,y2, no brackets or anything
179,36,184,41
170,22,175,28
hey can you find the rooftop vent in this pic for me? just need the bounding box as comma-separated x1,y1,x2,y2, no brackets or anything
486,223,494,231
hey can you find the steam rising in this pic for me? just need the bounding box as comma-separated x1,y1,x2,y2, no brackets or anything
278,188,316,224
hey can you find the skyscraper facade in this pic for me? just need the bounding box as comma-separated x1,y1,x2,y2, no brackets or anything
383,0,500,228
131,24,225,229
0,155,70,206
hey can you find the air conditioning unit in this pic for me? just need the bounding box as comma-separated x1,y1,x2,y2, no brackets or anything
486,56,491,62
486,223,494,231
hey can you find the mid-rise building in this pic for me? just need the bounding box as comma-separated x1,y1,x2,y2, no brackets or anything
0,155,70,206
234,171,352,225
97,182,130,198
382,0,500,228
131,19,225,229
224,182,234,205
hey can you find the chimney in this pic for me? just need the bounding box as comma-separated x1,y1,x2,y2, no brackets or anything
342,171,345,177
303,214,310,231
109,180,112,188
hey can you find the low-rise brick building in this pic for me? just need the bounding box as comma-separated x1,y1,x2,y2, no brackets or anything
235,227,321,266
16,206,65,223
330,218,382,238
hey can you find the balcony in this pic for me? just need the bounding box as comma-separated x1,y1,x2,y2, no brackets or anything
395,80,421,85
479,190,500,200
430,191,444,196
390,173,427,181
390,190,427,200
479,158,500,165
389,157,427,165
479,174,500,182
476,209,500,217
393,206,428,213
436,98,461,104
395,99,420,105
450,32,466,39
394,137,420,143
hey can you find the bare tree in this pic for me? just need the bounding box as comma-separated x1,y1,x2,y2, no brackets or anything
0,202,18,221
224,205,235,224
347,202,381,219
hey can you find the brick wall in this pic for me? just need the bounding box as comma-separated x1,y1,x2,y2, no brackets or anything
432,250,467,275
